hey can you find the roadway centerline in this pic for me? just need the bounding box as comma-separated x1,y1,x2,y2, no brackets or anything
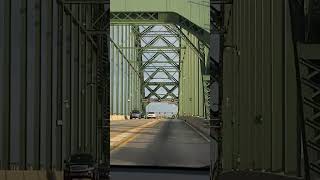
110,119,160,152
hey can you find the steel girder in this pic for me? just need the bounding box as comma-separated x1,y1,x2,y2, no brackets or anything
140,52,179,71
110,12,210,45
110,38,139,74
209,1,231,179
304,0,320,42
296,43,320,179
57,0,111,174
63,0,110,35
110,25,142,116
290,0,320,178
138,25,180,104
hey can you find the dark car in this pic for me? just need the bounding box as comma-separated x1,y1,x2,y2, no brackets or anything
130,110,142,119
64,153,99,180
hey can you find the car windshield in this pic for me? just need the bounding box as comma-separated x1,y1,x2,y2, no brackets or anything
148,112,155,114
132,110,140,113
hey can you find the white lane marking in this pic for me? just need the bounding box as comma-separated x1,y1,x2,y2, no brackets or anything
184,120,211,142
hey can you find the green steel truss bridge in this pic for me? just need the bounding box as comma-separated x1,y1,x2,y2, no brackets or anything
0,0,320,180
109,1,211,117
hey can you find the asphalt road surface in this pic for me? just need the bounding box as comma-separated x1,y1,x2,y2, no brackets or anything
110,119,210,168
110,119,152,138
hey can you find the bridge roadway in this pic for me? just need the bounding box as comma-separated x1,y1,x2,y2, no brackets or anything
110,118,210,168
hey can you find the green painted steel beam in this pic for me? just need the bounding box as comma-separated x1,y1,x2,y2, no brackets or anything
117,47,185,49
110,38,140,74
145,82,178,85
110,12,210,45
110,0,209,31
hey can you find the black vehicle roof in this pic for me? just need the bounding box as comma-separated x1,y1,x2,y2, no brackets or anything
70,153,94,161
71,153,93,157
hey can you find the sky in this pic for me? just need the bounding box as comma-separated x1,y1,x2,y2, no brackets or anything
141,25,180,113
146,102,178,114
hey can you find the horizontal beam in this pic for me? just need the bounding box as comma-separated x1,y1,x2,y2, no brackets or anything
297,43,320,60
118,46,185,50
211,0,233,4
144,82,178,85
110,12,209,45
143,99,179,103
63,0,110,4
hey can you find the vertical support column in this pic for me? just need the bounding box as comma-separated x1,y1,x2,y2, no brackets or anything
0,0,10,169
238,0,250,169
271,0,284,171
85,5,92,153
119,26,123,115
80,4,86,153
126,25,129,116
26,0,41,169
84,5,89,152
51,0,59,169
10,0,27,169
253,0,263,169
190,33,194,116
123,25,127,116
198,41,204,117
91,47,97,156
115,26,119,115
78,3,83,153
110,26,114,114
186,34,190,115
128,26,132,113
191,35,196,116
62,1,71,163
194,39,199,116
261,0,272,170
284,0,298,174
219,1,233,173
179,36,185,116
70,4,79,155
40,0,53,168
248,0,256,168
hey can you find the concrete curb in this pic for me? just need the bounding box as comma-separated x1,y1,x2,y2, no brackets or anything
181,117,212,141
184,120,210,142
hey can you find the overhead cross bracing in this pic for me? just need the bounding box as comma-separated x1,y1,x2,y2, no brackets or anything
110,0,211,118
109,22,210,117
140,25,180,104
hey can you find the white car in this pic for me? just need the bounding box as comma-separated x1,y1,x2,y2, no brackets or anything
146,112,156,119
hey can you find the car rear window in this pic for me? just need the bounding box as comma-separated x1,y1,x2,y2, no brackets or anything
148,112,155,114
